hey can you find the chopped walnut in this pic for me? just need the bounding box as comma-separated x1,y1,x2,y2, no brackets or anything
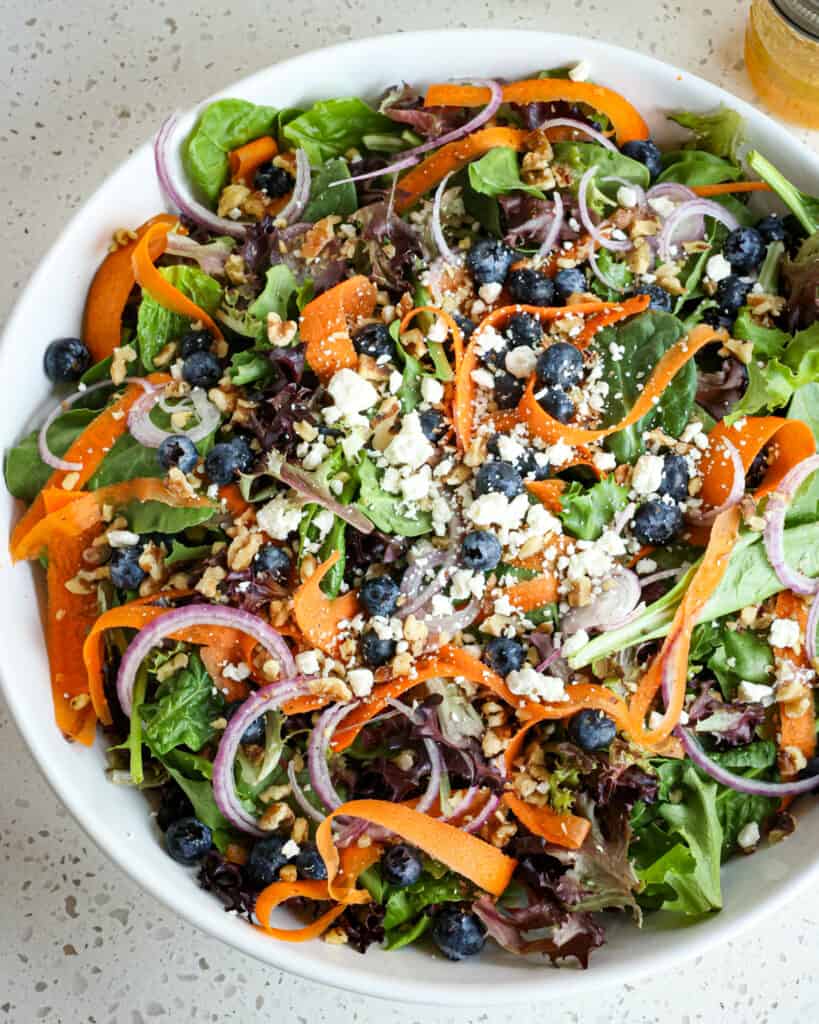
111,344,137,386
308,676,353,702
323,927,348,945
748,291,786,322
301,215,342,260
626,239,652,275
217,184,251,219
266,312,298,347
195,565,226,599
258,802,295,833
721,338,754,365
224,253,248,285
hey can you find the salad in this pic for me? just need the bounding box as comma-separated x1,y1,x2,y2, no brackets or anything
9,64,819,965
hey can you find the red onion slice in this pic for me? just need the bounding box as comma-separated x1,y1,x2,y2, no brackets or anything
561,568,642,635
212,679,310,834
441,784,479,822
127,386,221,448
400,547,449,598
463,792,501,833
763,454,819,596
535,191,565,263
154,112,249,240
37,377,155,472
286,759,326,823
808,595,819,666
383,697,444,814
578,165,632,252
432,172,460,265
587,245,622,290
686,438,745,526
678,727,819,797
275,148,312,226
538,117,618,152
307,702,360,813
271,457,373,534
646,182,699,204
116,605,296,717
334,79,503,187
638,567,685,589
658,198,739,262
423,596,482,636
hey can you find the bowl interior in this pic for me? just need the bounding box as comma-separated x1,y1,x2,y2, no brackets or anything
2,28,819,1006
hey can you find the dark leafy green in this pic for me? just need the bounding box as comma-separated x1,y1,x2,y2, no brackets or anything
353,455,432,537
304,157,358,221
124,499,216,535
658,150,741,187
559,477,628,541
5,408,96,502
668,106,745,162
468,146,543,199
87,434,163,488
551,141,649,213
282,98,399,163
382,872,466,931
141,652,225,757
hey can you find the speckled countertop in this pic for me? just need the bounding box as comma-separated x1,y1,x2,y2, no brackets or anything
3,1,819,1021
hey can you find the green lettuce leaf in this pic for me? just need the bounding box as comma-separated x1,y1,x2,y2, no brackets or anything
303,156,358,221
551,141,649,213
559,477,628,541
141,652,224,757
668,106,745,162
4,407,96,502
283,98,398,163
789,382,819,442
248,264,299,325
658,150,741,187
382,872,466,931
136,265,223,370
353,454,432,537
124,499,216,535
468,146,543,199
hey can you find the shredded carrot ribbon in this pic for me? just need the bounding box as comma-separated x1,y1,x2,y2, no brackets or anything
316,799,517,899
132,223,224,340
229,136,278,185
502,793,590,850
299,275,378,379
292,551,360,657
691,181,772,197
82,214,180,362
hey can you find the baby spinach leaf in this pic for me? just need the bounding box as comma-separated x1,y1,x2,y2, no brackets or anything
81,355,115,385
165,539,214,566
551,141,649,212
385,914,433,952
137,265,223,370
468,146,544,199
87,434,163,488
382,872,465,931
4,407,97,502
304,156,358,221
124,500,216,535
710,741,776,771
668,106,745,162
248,264,299,327
353,455,432,537
184,98,278,204
559,477,628,541
658,150,741,187
283,97,399,164
141,652,224,757
707,627,773,697
462,181,504,237
159,749,231,843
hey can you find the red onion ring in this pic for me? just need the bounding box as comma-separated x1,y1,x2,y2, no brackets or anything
678,726,819,797
154,112,249,240
686,438,745,526
276,148,312,226
272,459,374,535
587,245,622,290
431,172,459,265
578,165,631,252
37,377,155,472
400,547,448,599
116,605,296,717
561,568,642,635
535,191,565,263
441,784,479,822
396,561,456,619
286,759,325,823
808,595,819,666
538,117,617,152
463,792,501,833
383,697,444,814
307,702,360,813
212,679,310,834
763,454,819,596
127,386,221,448
638,567,684,588
658,198,739,262
646,182,699,204
335,79,503,187
423,596,482,636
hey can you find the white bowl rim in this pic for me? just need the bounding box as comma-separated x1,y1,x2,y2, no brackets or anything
3,26,819,1006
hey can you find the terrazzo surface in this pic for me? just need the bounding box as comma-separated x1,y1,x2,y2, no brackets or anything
3,1,819,1020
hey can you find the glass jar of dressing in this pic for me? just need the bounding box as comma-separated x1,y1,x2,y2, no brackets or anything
746,0,819,128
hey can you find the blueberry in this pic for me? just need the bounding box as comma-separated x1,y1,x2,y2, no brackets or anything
701,305,735,330
254,162,295,197
225,701,266,746
466,237,515,286
474,461,524,498
360,575,400,617
507,267,555,307
382,843,423,888
567,709,617,751
461,530,502,571
723,227,765,274
658,454,689,502
352,322,396,362
360,629,396,668
156,784,193,832
245,836,290,889
165,816,212,865
553,267,587,304
538,387,575,423
484,637,524,676
642,283,673,313
110,546,147,590
632,499,684,545
294,843,327,881
182,350,222,389
535,342,583,389
715,275,752,314
493,371,525,409
419,409,447,442
178,328,213,359
253,544,291,582
620,139,663,181
431,908,486,960
229,435,255,474
453,314,477,340
505,312,542,348
755,214,787,246
204,442,242,485
158,434,199,473
43,337,91,383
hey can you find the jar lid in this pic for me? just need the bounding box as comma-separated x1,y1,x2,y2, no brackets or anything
774,0,819,36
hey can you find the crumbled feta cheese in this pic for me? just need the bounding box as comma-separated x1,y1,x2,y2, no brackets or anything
341,428,368,461
562,630,590,658
617,185,639,208
281,839,301,859
389,370,403,394
431,494,453,536
382,467,402,494
494,594,515,616
635,557,658,575
327,368,378,415
770,617,801,650
421,376,444,404
257,494,304,540
505,345,538,379
705,253,732,283
471,367,496,391
478,281,503,304
450,570,474,602
106,529,141,548
631,453,665,496
400,465,432,501
347,668,375,697
467,492,529,531
295,650,322,676
497,434,526,464
592,450,617,472
647,196,676,219
737,822,760,850
737,680,775,706
384,412,435,469
313,508,335,538
568,60,590,82
546,440,573,467
506,666,568,702
431,594,454,617
475,326,506,359
427,316,448,343
222,661,251,682
302,439,329,471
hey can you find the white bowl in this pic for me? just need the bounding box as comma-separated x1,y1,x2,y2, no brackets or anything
2,28,818,1007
